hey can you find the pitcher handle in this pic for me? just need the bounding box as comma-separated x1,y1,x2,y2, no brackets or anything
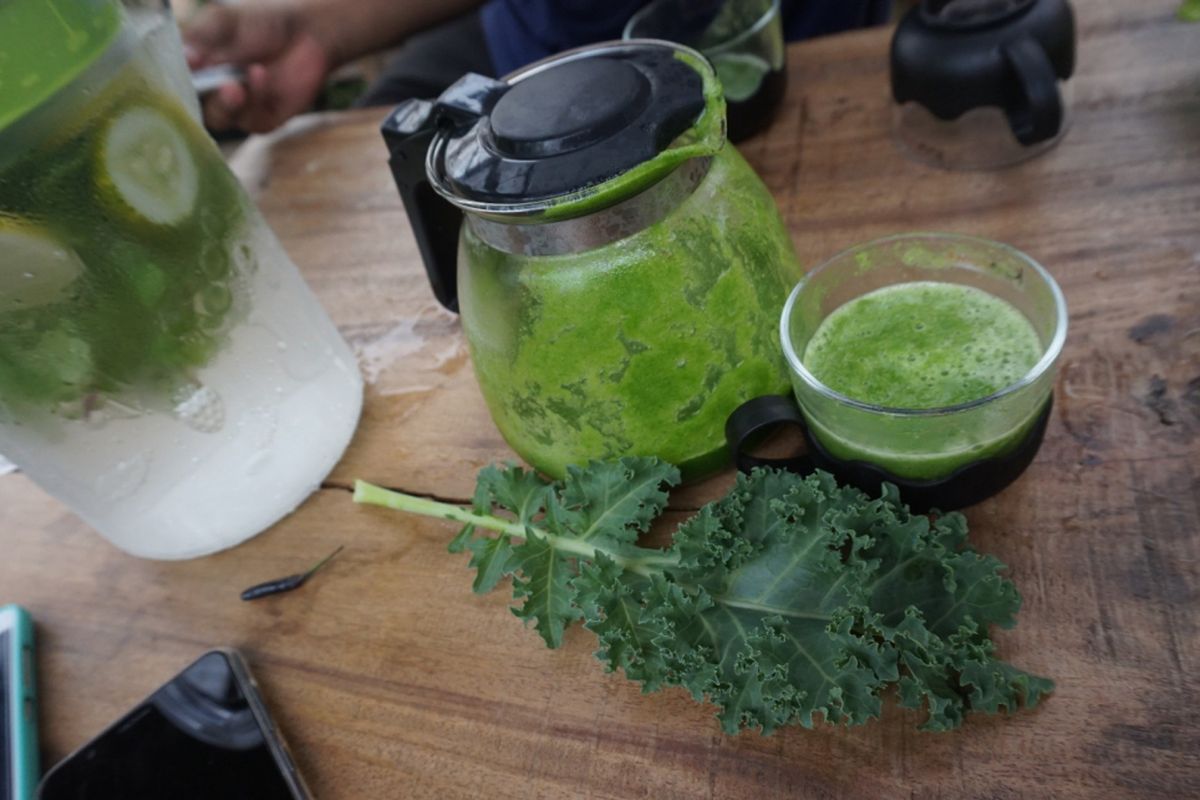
381,100,462,312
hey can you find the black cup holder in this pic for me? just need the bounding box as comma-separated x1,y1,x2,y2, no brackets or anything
725,394,1054,513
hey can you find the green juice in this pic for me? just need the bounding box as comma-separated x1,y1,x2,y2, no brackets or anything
800,282,1045,479
460,145,801,480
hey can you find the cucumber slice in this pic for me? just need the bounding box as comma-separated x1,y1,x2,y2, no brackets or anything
0,219,86,313
98,105,199,227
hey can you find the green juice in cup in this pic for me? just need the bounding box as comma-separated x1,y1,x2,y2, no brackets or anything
801,282,1043,478
782,233,1067,484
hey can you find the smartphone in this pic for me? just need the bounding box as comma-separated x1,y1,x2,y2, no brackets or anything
38,649,311,800
1,605,37,800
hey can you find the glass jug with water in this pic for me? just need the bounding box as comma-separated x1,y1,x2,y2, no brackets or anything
0,0,363,558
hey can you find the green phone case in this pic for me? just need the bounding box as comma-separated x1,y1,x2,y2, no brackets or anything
1,604,37,800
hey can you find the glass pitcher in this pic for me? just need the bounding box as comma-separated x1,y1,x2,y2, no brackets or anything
383,42,803,480
0,0,363,559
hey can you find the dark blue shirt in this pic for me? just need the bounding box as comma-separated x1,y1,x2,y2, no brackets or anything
481,0,892,76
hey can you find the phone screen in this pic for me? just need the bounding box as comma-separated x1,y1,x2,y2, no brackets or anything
1,629,10,800
39,652,303,800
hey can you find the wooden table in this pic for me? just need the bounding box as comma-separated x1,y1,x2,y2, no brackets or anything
3,1,1198,797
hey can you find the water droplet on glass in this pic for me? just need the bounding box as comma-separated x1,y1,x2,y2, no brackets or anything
244,449,272,477
272,327,327,381
94,454,150,501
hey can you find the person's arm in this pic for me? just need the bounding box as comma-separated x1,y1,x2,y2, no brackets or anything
184,0,486,133
300,0,487,68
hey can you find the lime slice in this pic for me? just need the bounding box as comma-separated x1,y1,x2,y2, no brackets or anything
0,219,86,313
29,327,93,388
97,105,199,227
711,53,770,103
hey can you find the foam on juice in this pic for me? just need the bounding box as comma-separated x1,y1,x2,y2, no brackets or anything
803,281,1042,410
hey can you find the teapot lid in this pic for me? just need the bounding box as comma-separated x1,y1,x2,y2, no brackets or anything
891,0,1076,142
422,41,720,211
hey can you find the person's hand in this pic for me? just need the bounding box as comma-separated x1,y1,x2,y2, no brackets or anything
183,3,332,133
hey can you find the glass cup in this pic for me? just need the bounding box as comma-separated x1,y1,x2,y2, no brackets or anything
892,82,1074,171
780,233,1067,482
624,0,786,142
0,0,363,559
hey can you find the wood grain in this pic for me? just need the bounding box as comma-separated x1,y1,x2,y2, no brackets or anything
2,1,1198,797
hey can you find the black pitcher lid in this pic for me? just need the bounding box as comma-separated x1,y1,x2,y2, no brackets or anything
425,42,709,206
891,0,1076,127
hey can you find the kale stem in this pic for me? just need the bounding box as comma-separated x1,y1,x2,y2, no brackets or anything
353,481,678,575
354,480,527,536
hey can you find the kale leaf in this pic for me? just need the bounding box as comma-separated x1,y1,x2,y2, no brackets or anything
355,458,1052,733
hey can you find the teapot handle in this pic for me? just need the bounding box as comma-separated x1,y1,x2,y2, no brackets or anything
381,100,462,312
1002,36,1064,147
